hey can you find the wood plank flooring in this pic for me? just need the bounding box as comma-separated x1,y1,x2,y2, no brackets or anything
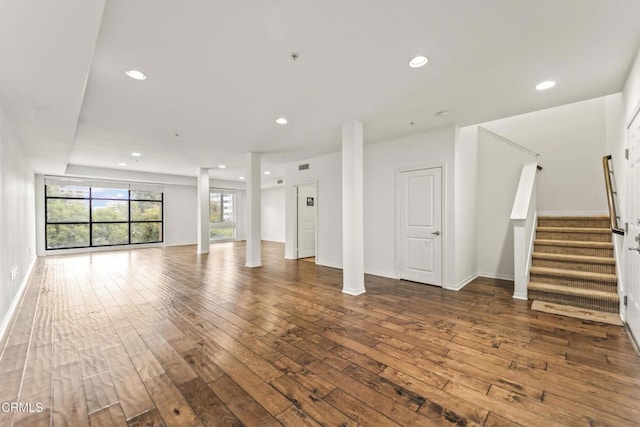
0,241,639,426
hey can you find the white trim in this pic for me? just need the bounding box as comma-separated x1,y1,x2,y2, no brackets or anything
0,257,37,346
478,272,515,281
525,211,538,274
513,292,528,301
342,288,366,296
478,126,539,158
316,260,341,270
510,162,538,220
444,273,479,291
365,270,399,280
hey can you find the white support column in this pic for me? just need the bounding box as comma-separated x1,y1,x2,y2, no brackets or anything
342,121,366,295
196,168,210,254
246,152,262,267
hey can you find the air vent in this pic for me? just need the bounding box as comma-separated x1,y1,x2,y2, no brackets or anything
277,179,283,184
298,163,310,171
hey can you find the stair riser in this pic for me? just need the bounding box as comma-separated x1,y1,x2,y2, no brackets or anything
537,219,610,228
536,231,611,242
531,259,616,275
529,274,617,292
528,290,619,313
533,245,613,257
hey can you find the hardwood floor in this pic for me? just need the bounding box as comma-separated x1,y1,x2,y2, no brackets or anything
0,241,639,426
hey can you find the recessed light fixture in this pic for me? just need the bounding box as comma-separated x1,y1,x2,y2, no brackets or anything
536,80,556,91
118,162,127,167
238,176,245,180
408,55,428,68
276,117,288,125
125,70,147,80
264,171,271,175
218,165,226,169
131,152,141,157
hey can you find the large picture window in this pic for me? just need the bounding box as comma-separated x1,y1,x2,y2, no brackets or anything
209,189,237,241
45,180,163,250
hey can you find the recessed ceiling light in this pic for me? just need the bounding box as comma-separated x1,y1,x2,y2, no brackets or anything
408,55,428,68
536,80,556,91
131,152,141,157
276,117,288,125
238,176,245,180
118,162,127,167
218,165,226,169
125,70,147,80
264,171,271,175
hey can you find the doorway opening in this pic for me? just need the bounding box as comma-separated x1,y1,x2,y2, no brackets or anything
296,183,317,261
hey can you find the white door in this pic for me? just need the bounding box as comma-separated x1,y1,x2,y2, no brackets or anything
297,184,316,259
626,114,640,341
398,168,442,285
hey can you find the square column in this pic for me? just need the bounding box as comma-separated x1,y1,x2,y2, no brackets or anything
342,121,366,295
197,168,210,254
246,152,262,267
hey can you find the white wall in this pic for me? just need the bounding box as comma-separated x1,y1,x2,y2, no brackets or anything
454,125,479,287
164,184,197,246
481,97,609,215
364,126,457,287
624,47,640,123
261,186,285,242
477,128,537,280
0,106,36,338
284,152,342,268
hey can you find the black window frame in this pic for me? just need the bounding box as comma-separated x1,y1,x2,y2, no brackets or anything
45,184,164,250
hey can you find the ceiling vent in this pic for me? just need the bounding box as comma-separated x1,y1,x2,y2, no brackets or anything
298,163,310,171
277,179,283,184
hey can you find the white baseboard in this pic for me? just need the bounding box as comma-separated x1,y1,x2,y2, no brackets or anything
364,269,399,280
315,260,342,270
513,292,528,300
444,273,479,291
0,256,37,346
342,288,366,296
478,272,515,281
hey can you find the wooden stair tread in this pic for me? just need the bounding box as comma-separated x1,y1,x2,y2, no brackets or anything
531,252,615,264
537,215,609,220
534,239,613,248
528,282,619,301
529,266,617,283
530,301,623,326
536,227,610,233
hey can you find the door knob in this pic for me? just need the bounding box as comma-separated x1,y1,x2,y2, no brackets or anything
432,231,441,236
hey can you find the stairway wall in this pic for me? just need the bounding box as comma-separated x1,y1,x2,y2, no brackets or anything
476,128,536,280
481,96,610,215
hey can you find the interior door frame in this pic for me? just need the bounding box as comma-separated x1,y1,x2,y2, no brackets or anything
625,104,640,350
395,164,446,285
294,181,318,260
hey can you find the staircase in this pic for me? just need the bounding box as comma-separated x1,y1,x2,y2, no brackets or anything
528,216,620,315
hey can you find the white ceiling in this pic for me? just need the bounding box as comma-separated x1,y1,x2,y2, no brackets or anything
1,0,640,183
